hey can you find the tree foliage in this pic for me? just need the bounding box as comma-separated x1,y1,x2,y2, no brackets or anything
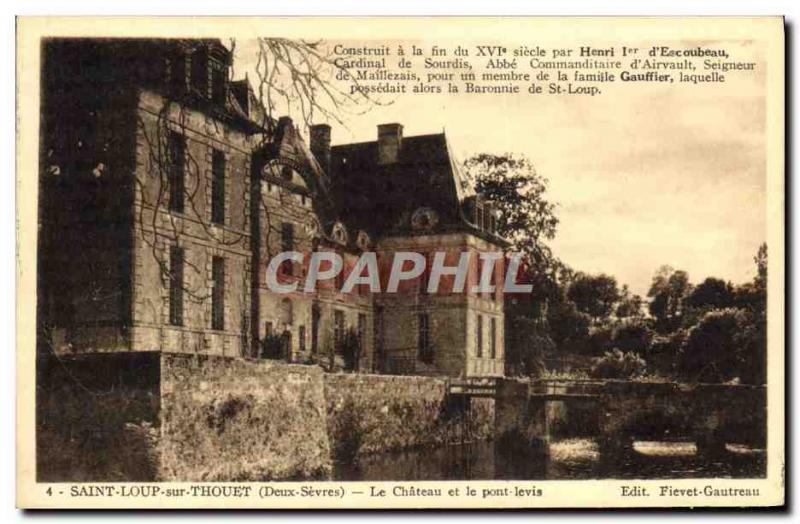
567,273,620,322
462,153,558,271
505,317,551,377
647,266,692,333
590,349,647,379
615,284,644,319
679,308,744,383
686,277,734,310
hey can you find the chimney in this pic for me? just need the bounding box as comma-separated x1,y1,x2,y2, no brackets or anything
377,123,403,165
309,124,331,174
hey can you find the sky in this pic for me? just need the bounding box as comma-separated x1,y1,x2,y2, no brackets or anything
234,38,766,297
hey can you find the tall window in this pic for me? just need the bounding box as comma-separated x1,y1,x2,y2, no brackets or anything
168,132,185,213
481,258,493,300
169,246,184,326
335,258,345,292
490,317,497,359
298,325,306,353
420,252,432,295
211,256,225,330
281,223,295,276
211,65,227,105
476,314,483,358
191,50,208,96
211,149,225,225
418,313,433,363
334,310,345,348
311,306,320,354
169,53,186,94
475,202,485,229
358,313,367,350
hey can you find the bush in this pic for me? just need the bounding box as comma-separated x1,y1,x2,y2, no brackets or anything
590,349,647,379
736,309,766,385
336,328,362,372
586,325,614,356
680,308,743,383
505,317,551,377
648,329,686,377
612,319,653,355
260,333,288,360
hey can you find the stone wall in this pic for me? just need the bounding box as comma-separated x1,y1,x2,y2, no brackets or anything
36,353,161,481
158,353,331,481
38,352,497,481
324,373,494,461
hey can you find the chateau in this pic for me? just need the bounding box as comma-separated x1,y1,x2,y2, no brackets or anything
38,38,507,378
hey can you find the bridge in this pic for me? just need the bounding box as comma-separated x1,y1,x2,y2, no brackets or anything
448,378,766,457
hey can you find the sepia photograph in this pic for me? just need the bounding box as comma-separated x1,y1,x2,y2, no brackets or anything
15,16,785,509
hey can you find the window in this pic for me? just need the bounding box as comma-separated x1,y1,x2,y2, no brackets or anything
483,206,492,233
335,259,345,292
211,149,225,225
211,65,227,105
487,259,497,301
169,246,184,326
281,223,295,276
298,325,306,352
191,50,208,96
281,223,294,251
476,314,483,358
334,310,345,348
490,317,497,359
478,256,498,301
418,313,433,363
265,321,273,339
358,313,367,349
168,132,185,213
170,53,186,94
311,306,320,354
280,298,293,325
420,252,432,295
211,256,225,330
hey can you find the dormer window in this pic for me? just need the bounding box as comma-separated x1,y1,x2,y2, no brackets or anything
488,213,497,234
211,64,227,105
191,49,208,96
475,201,485,230
169,53,187,95
280,165,293,182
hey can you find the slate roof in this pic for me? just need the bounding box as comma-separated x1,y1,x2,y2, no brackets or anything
327,132,502,244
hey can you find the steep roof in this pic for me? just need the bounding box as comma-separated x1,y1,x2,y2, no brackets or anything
256,117,336,220
328,133,459,236
328,131,504,245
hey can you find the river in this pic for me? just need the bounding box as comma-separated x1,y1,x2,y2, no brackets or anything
334,439,766,481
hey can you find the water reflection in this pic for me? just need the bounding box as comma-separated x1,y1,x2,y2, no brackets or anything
334,439,766,481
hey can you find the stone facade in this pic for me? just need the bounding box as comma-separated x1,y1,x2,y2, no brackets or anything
38,38,507,378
